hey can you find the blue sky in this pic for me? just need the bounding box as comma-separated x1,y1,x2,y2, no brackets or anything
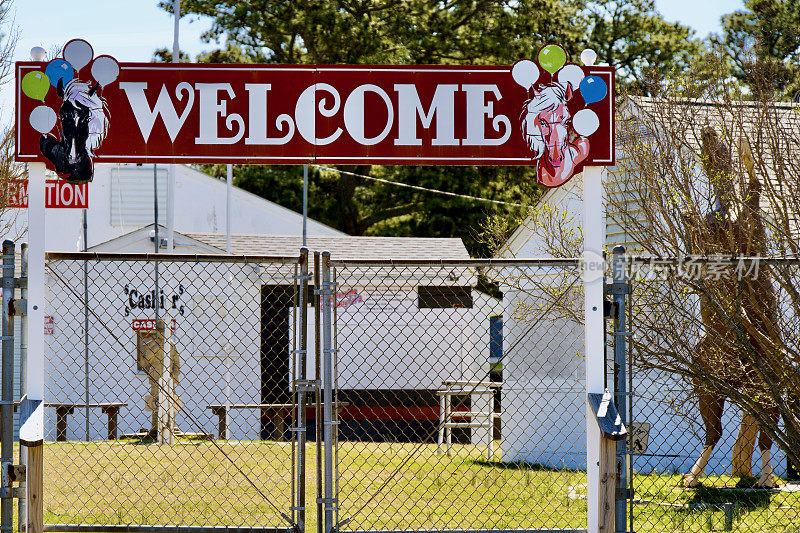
3,0,746,120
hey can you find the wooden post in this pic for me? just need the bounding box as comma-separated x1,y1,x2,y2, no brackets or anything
588,391,626,533
598,437,616,532
26,445,42,533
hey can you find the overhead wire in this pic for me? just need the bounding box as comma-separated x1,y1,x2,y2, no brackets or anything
311,164,534,209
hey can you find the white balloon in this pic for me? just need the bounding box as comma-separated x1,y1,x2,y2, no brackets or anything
511,60,540,89
557,64,585,90
573,109,599,137
63,39,93,72
91,55,120,87
30,46,47,61
580,49,598,66
29,105,57,134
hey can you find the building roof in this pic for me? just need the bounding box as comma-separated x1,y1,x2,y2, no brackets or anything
185,233,471,261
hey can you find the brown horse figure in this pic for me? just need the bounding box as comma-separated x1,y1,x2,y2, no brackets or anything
682,129,782,489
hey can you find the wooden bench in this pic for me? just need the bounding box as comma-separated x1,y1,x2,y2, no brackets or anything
16,402,127,441
208,402,349,440
208,404,295,441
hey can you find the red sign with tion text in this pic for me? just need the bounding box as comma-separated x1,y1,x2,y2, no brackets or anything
6,179,88,208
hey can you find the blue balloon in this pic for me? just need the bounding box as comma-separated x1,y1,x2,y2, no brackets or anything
45,59,74,89
579,75,608,105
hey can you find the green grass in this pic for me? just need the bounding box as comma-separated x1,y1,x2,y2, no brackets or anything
20,441,800,532
632,472,800,532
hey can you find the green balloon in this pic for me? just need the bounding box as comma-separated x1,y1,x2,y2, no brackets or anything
22,71,50,101
538,45,567,75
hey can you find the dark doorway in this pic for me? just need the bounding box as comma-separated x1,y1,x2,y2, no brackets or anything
260,284,296,438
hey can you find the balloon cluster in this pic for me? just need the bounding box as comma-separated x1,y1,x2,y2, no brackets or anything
511,44,608,137
22,39,120,134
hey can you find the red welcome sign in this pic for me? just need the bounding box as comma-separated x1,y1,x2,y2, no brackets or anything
16,41,614,187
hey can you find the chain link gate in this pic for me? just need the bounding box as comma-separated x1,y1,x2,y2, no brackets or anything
622,255,800,532
322,255,589,533
39,251,311,533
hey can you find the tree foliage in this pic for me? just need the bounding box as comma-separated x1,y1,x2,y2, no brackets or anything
584,0,701,93
158,0,703,255
718,0,800,100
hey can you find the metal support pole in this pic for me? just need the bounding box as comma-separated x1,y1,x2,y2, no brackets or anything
2,240,15,532
302,165,308,247
18,244,27,531
314,252,322,533
611,246,629,533
583,165,607,533
158,318,174,446
83,210,89,441
26,161,47,533
154,164,160,319
321,252,334,533
295,248,308,533
226,164,232,254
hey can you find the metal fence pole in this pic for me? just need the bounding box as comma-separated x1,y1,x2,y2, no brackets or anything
612,246,629,533
18,244,27,531
2,241,15,533
296,248,309,533
83,210,90,442
314,252,322,533
321,252,334,533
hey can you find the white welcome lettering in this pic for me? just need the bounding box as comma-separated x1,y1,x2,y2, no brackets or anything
344,84,394,146
119,82,195,142
295,84,343,145
462,84,511,146
244,84,295,145
394,84,458,146
194,83,245,145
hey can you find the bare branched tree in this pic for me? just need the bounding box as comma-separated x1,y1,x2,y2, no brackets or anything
481,54,800,486
0,0,24,238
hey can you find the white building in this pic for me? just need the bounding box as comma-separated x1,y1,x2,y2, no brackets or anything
3,162,343,251
5,162,344,440
43,231,495,443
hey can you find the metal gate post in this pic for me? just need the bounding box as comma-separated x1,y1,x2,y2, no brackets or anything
611,246,630,533
18,244,27,532
295,248,309,533
313,252,322,533
2,241,15,533
320,252,335,533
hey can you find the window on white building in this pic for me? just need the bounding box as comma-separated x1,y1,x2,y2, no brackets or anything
110,166,169,226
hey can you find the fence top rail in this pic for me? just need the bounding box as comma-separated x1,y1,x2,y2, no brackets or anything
623,254,800,265
328,257,581,267
45,252,300,264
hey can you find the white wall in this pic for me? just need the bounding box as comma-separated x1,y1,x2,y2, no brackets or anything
292,288,483,389
501,283,586,469
43,260,277,441
2,163,342,251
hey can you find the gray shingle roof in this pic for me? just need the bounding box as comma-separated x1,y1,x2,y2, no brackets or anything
184,234,470,260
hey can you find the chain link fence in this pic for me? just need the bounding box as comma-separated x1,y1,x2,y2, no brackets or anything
35,249,800,533
37,253,592,533
42,253,303,531
624,256,800,532
328,258,588,532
